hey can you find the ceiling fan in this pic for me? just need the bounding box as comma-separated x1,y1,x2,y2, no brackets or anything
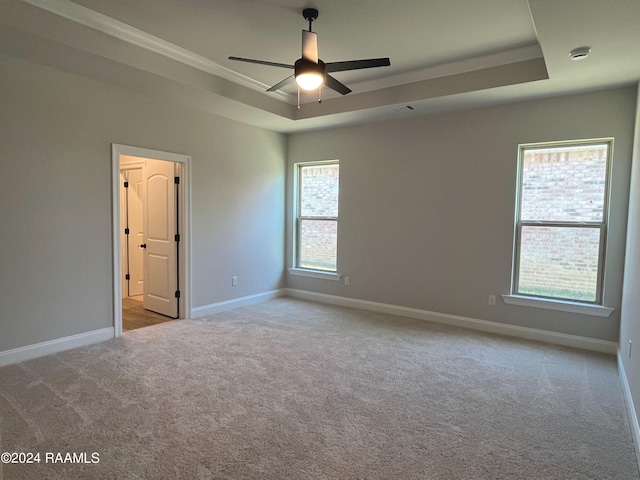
229,8,390,96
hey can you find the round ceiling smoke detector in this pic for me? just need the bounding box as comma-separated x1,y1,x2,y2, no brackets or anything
570,47,591,60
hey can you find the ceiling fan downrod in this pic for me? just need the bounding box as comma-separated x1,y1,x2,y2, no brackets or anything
303,8,318,32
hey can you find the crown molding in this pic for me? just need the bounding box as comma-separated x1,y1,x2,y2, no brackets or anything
308,44,545,103
20,0,294,102
21,0,544,107
355,44,544,93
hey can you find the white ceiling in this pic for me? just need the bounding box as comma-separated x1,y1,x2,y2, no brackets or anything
0,0,639,133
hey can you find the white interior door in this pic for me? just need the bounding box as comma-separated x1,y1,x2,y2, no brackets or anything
142,159,178,318
127,168,144,296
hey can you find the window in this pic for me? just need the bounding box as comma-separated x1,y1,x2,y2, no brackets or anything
512,140,612,304
295,161,339,272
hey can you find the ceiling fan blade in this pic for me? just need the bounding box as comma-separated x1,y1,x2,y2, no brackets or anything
301,30,318,63
267,75,295,92
325,58,391,73
324,74,352,95
228,57,294,69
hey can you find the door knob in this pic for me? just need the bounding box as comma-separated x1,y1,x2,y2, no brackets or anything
139,243,147,249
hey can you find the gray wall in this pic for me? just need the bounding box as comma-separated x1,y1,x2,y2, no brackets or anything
0,54,286,352
1,46,637,354
620,83,640,439
287,88,637,342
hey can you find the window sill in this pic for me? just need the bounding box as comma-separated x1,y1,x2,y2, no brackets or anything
287,268,342,281
501,295,614,317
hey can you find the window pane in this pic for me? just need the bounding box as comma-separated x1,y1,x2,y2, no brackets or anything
521,144,608,222
300,219,337,271
518,226,600,302
300,164,339,217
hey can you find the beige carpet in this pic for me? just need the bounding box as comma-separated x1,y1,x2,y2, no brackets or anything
0,298,638,479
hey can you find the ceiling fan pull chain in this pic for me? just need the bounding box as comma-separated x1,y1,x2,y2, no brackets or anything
297,87,301,109
318,86,322,103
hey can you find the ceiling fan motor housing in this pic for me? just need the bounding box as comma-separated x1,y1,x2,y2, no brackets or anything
295,58,325,77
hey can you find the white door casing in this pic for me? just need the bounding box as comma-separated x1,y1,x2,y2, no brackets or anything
142,159,178,318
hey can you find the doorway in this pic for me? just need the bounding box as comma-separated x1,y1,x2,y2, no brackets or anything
112,144,191,337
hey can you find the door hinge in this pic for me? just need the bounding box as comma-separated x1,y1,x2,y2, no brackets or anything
174,176,180,184
125,274,130,280
124,228,130,235
123,181,129,188
175,234,180,242
175,290,181,298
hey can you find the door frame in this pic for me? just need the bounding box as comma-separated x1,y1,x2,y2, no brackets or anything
111,143,192,337
120,160,145,298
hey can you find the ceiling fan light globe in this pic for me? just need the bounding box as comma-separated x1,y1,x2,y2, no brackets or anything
296,73,324,90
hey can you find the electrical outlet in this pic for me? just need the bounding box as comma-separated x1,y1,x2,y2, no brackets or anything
232,276,238,286
488,295,496,306
344,276,350,286
629,340,633,359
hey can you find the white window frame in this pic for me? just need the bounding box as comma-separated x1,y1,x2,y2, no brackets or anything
508,139,613,313
289,160,341,280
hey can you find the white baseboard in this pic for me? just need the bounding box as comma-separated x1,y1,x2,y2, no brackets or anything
284,289,618,354
0,327,114,367
618,351,640,472
190,289,285,318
